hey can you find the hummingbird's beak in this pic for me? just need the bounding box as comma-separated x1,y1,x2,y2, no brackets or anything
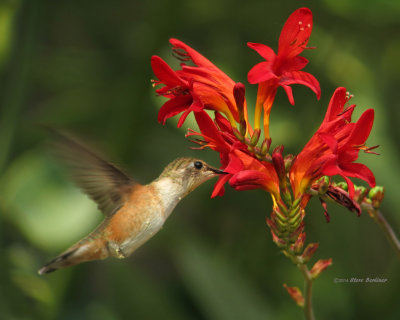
208,166,227,174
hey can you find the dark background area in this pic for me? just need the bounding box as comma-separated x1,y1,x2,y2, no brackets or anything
0,0,399,319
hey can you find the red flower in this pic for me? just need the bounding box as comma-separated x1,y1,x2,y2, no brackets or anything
151,56,193,127
152,39,246,127
228,148,280,199
187,111,280,198
290,87,376,198
319,110,376,197
247,8,320,137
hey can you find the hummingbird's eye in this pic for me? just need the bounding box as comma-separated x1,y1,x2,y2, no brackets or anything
194,161,203,170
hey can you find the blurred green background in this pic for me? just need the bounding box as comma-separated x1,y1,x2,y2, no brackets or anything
0,0,399,319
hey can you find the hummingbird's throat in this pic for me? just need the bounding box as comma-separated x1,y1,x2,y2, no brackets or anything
152,177,187,219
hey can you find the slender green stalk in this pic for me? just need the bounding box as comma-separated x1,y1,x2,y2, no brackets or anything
298,262,315,320
363,206,400,259
274,196,317,319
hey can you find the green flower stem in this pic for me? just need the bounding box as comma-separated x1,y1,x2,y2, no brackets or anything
283,248,316,319
274,192,317,319
297,261,315,320
308,187,400,260
362,205,400,259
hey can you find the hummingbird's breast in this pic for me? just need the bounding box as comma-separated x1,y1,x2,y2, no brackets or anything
102,184,168,257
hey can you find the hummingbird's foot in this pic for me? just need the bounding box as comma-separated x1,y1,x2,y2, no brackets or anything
107,242,127,259
115,247,126,259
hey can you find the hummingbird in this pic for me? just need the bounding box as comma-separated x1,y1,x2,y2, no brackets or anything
38,131,225,275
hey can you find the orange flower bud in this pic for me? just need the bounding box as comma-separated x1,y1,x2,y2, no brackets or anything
283,284,304,307
310,258,332,279
301,243,319,263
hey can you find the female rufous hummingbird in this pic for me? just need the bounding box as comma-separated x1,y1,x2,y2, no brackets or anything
38,132,225,275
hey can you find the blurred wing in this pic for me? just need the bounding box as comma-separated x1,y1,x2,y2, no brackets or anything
48,129,138,216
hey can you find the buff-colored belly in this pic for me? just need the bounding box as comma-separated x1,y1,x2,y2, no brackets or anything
103,185,166,258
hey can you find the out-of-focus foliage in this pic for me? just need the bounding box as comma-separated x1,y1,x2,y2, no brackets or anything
0,0,399,319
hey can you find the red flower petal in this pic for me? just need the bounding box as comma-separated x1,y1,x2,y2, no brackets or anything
211,152,244,197
348,109,374,146
323,87,348,123
194,111,230,153
278,8,313,59
180,66,220,84
229,170,271,190
247,42,276,61
276,55,309,74
279,70,321,100
247,62,277,84
318,132,338,153
170,38,218,71
211,173,231,198
282,85,294,105
177,101,202,128
151,55,185,87
191,82,238,120
158,95,193,124
340,162,376,188
214,112,232,133
225,152,244,173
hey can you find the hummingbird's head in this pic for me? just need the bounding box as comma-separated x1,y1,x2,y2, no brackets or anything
159,157,225,196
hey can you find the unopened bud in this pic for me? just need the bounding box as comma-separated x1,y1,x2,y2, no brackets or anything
282,190,292,205
368,186,385,209
274,208,287,223
271,230,286,248
250,128,261,146
335,181,348,191
284,154,294,171
233,82,246,121
354,185,368,203
272,144,284,154
301,243,319,263
232,128,244,142
266,217,275,230
288,209,302,226
266,217,285,234
270,211,287,232
276,202,288,216
283,284,304,307
240,119,247,137
291,197,302,210
310,258,332,279
288,203,301,218
316,176,330,194
290,232,306,254
288,222,304,242
260,138,272,155
272,146,285,181
264,154,272,162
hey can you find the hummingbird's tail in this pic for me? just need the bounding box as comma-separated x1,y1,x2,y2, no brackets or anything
38,239,107,275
